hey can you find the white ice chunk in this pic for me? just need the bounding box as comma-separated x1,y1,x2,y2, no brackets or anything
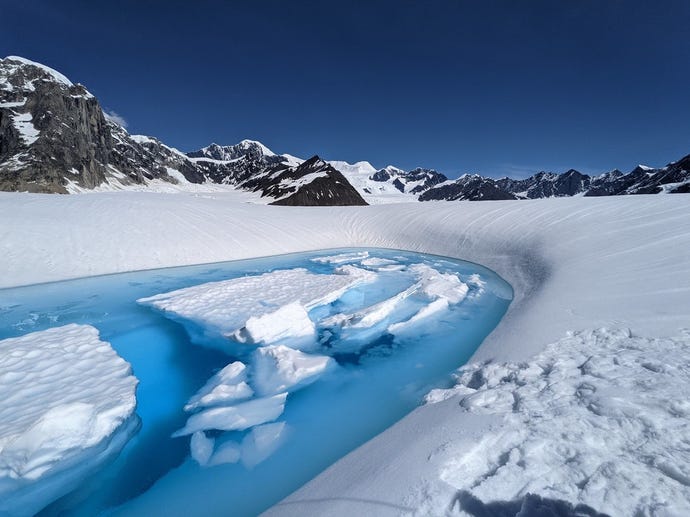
241,422,289,468
0,324,138,517
184,361,253,411
138,267,375,345
252,345,335,396
324,264,467,332
311,251,370,264
207,439,241,467
360,257,399,268
173,393,287,436
323,284,418,329
409,263,468,303
388,298,450,335
190,431,214,466
239,302,315,345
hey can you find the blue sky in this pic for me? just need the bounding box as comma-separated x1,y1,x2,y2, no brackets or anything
1,0,689,178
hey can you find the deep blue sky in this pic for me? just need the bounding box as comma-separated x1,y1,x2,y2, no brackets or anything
2,0,689,177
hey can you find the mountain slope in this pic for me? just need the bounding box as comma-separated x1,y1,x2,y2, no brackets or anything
0,56,367,205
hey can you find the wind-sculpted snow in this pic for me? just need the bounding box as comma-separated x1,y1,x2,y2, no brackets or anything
420,328,690,516
0,324,138,517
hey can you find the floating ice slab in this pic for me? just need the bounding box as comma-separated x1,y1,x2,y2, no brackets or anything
239,302,315,345
173,393,287,436
184,361,253,412
138,266,375,347
252,345,335,396
426,328,690,516
409,263,469,303
0,324,138,517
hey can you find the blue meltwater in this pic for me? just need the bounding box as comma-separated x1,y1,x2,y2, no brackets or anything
0,248,512,516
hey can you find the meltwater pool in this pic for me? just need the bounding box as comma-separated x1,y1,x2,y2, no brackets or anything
0,248,512,516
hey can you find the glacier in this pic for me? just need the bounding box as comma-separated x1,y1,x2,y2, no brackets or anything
1,191,689,515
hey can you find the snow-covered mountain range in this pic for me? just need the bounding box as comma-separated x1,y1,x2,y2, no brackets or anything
1,56,688,204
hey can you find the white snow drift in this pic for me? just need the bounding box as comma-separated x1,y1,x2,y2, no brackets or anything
0,324,138,517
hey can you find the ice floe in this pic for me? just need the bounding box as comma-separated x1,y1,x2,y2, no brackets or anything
184,361,253,411
252,345,335,396
0,324,138,517
173,393,287,436
138,266,375,349
425,328,690,516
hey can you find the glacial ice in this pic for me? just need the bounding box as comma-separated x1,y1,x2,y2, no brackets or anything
240,302,316,346
138,266,376,348
173,393,287,436
241,422,289,468
252,345,335,396
184,361,253,411
0,324,138,517
190,431,214,466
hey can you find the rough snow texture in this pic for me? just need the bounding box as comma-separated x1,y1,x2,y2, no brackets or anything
2,193,690,515
0,324,138,517
137,266,375,347
420,328,690,516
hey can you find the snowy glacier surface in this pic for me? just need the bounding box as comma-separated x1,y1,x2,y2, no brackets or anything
0,248,511,516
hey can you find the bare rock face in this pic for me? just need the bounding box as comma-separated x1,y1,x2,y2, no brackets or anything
0,56,193,193
266,156,368,206
0,57,113,192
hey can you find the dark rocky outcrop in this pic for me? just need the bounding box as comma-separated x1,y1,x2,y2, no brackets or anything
267,156,368,206
420,175,516,201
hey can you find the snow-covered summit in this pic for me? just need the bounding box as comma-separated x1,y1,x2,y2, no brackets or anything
3,55,75,87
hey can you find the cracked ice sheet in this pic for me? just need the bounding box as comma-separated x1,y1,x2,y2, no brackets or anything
138,266,375,346
422,328,690,517
0,324,138,517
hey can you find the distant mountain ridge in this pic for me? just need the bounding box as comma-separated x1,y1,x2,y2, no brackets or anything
1,55,688,204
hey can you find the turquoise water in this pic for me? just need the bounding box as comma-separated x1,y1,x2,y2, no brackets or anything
0,248,512,516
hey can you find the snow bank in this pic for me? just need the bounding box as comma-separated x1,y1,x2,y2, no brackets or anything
0,324,138,517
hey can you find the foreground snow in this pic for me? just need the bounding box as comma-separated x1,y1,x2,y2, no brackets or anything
421,328,690,516
1,192,689,515
0,324,138,517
